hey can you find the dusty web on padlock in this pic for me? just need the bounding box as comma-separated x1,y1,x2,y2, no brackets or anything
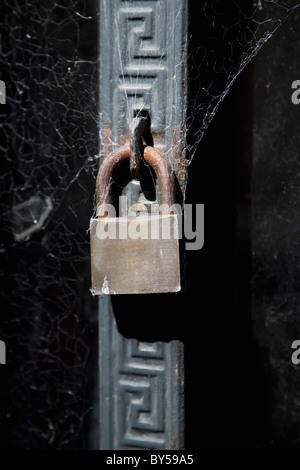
111,0,300,195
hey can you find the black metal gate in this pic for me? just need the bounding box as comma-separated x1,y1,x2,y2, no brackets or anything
1,0,300,452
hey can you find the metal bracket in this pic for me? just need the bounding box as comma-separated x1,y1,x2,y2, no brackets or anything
129,112,153,180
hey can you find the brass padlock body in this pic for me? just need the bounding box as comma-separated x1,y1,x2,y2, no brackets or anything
90,214,180,294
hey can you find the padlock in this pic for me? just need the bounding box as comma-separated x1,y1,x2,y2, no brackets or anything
90,144,181,294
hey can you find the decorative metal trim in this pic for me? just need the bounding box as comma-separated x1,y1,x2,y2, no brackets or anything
98,0,187,450
99,296,184,450
99,0,188,190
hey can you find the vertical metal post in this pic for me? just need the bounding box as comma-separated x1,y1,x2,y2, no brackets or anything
98,0,187,450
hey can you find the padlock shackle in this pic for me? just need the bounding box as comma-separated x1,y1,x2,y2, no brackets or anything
96,145,174,217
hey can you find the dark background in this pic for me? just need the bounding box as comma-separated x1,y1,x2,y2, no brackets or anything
184,2,300,449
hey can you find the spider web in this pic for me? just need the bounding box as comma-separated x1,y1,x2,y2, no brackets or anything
0,0,299,450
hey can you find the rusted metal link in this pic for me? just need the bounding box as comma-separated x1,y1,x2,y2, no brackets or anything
143,146,174,215
96,145,174,217
129,115,154,181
